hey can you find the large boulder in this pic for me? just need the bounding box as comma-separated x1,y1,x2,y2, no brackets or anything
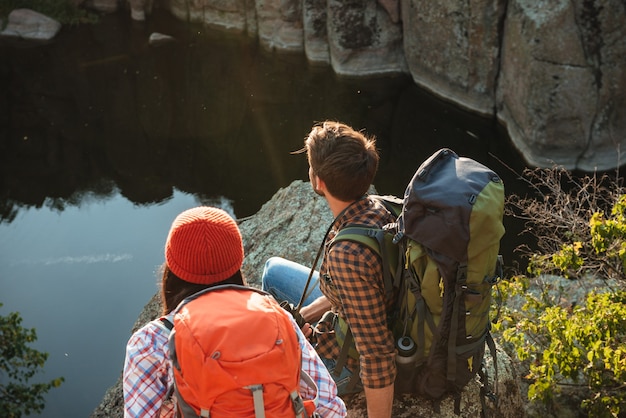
496,0,626,171
167,0,257,36
91,180,523,417
325,0,407,76
254,0,304,52
400,0,505,116
0,9,61,41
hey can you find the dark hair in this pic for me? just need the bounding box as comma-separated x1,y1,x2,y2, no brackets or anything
160,263,245,314
304,121,379,201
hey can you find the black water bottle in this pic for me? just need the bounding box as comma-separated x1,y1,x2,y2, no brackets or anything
395,336,418,394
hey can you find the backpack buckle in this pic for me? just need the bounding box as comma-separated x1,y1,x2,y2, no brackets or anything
290,391,306,417
316,311,337,331
392,231,404,244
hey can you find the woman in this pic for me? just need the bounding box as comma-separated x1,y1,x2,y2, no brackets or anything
123,206,346,417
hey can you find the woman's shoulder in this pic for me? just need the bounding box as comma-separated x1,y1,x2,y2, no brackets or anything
127,315,173,353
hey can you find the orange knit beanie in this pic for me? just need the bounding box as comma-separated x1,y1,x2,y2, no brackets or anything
165,206,244,285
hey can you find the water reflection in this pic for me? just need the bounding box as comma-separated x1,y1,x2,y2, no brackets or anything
0,188,208,418
0,10,527,225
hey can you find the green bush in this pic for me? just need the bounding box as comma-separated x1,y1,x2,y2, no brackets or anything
0,303,63,418
0,0,98,25
495,167,626,417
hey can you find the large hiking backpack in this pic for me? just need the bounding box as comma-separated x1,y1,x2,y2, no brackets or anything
331,148,505,412
167,284,319,418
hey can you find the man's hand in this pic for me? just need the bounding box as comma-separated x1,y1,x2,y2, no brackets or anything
299,295,331,323
279,300,306,328
301,322,314,339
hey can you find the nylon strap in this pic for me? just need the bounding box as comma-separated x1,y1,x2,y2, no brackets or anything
173,381,207,417
479,367,488,418
333,326,362,392
453,390,462,415
415,295,426,361
334,327,354,377
246,384,266,418
290,390,306,418
296,196,368,312
332,226,395,296
447,265,467,382
476,332,499,418
300,369,320,411
486,331,499,402
345,361,361,393
404,262,429,363
157,316,173,331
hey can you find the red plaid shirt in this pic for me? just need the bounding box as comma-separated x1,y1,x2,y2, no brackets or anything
316,196,398,389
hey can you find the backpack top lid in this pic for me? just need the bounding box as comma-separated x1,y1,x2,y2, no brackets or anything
398,148,505,265
170,286,303,416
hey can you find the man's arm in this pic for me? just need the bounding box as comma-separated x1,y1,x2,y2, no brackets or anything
328,241,397,417
299,295,331,323
365,385,393,418
364,384,394,418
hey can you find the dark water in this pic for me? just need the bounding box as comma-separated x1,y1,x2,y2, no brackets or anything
0,8,529,417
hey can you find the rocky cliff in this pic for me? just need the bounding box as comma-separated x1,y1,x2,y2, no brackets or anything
4,1,623,170
90,180,523,418
122,0,624,172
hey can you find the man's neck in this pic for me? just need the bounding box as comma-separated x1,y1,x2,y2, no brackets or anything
325,194,356,218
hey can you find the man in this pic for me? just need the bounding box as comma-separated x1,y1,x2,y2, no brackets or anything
262,121,397,418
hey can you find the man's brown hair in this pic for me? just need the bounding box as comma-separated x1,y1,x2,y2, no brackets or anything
303,121,379,201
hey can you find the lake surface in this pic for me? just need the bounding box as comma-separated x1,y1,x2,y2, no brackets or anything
0,8,529,417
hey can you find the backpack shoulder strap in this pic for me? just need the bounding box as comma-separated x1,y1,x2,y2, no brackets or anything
299,369,321,417
333,226,381,255
154,316,173,332
332,225,396,296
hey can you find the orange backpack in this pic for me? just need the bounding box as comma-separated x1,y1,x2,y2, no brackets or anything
168,285,318,418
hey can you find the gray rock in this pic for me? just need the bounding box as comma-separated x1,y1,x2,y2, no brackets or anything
255,0,305,52
148,32,176,46
303,0,330,64
496,0,626,171
129,0,154,21
239,180,334,286
91,180,522,418
1,9,61,41
401,0,505,116
326,0,408,76
378,0,400,24
168,0,253,34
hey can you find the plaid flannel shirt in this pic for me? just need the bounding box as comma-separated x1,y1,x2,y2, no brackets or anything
123,310,346,417
316,196,398,389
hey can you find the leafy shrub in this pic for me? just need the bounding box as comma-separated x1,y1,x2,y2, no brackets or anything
495,167,626,417
0,303,63,418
